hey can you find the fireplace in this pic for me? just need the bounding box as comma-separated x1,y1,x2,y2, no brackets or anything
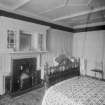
10,57,42,94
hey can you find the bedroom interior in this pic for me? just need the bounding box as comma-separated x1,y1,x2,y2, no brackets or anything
0,0,105,105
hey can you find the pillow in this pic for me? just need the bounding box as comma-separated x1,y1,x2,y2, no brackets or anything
55,54,66,64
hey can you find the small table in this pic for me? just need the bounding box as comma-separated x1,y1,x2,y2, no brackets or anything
91,69,103,80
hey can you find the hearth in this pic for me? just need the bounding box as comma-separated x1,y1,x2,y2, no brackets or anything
6,57,42,95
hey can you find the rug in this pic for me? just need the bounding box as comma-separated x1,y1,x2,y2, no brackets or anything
0,87,45,105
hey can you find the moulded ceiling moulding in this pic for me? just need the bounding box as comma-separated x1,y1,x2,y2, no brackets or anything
0,6,51,24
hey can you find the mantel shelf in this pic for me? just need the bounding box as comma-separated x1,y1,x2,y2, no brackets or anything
9,50,48,54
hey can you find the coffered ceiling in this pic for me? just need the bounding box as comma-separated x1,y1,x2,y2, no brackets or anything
0,0,105,28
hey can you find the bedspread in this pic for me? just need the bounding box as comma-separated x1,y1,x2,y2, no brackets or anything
42,76,105,105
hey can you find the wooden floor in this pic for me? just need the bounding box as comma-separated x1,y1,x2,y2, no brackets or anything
0,87,45,105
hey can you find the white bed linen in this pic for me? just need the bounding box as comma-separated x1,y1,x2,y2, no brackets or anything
42,76,105,105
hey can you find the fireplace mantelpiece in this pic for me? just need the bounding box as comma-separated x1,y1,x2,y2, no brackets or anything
0,50,47,95
9,50,47,70
5,57,42,96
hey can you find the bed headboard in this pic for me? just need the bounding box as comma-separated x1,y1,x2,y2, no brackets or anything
44,57,80,88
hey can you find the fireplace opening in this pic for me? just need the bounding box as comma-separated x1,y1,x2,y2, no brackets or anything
20,71,31,89
11,58,42,94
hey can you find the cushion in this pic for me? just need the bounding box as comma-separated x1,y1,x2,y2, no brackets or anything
55,54,66,64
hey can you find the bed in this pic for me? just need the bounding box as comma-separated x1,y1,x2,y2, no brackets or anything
44,57,80,87
42,76,105,105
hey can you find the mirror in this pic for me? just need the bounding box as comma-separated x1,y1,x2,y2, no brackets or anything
19,30,32,51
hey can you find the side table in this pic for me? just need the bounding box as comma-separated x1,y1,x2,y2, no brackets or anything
91,69,103,80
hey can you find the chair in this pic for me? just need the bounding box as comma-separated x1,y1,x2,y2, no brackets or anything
91,61,103,80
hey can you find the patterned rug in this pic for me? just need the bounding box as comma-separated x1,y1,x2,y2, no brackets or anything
0,87,45,105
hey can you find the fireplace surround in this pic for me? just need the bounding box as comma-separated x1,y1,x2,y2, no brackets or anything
5,57,42,95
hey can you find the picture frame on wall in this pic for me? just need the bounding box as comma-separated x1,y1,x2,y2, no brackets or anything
7,30,16,50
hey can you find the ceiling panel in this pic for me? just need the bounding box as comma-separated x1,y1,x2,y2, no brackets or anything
89,0,105,8
67,0,90,6
40,5,90,20
0,0,19,7
60,10,105,22
62,10,105,27
69,17,105,27
0,0,30,9
17,0,65,15
0,0,104,28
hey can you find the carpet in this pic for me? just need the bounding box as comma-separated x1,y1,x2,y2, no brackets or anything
0,87,45,105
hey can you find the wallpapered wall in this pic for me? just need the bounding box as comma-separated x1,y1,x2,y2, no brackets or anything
0,16,73,94
42,28,73,67
73,30,105,78
0,16,49,95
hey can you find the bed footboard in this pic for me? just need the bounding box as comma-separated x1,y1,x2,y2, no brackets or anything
44,58,80,87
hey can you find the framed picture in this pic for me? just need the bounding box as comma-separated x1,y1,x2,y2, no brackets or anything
7,30,16,49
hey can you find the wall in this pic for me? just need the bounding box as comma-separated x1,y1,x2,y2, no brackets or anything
42,28,73,66
0,16,49,95
0,16,73,95
0,16,73,69
0,16,50,74
0,16,49,51
73,30,105,78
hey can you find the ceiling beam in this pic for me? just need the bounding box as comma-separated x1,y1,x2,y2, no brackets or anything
52,6,105,22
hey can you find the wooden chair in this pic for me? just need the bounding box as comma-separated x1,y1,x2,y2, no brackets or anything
91,61,104,80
